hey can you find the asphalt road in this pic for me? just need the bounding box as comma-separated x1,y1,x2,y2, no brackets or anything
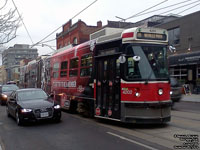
173,101,200,112
0,106,167,150
0,101,199,150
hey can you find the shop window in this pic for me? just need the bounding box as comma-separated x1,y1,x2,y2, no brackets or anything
168,27,180,45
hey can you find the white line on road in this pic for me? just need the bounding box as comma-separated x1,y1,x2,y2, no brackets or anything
107,132,158,150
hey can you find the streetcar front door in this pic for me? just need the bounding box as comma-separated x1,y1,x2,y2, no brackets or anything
95,56,121,120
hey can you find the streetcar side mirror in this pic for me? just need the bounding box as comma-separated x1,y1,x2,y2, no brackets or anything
169,45,176,53
118,55,126,63
133,56,141,61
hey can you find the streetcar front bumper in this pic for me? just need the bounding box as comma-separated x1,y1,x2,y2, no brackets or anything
121,100,172,124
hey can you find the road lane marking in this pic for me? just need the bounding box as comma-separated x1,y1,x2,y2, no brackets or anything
107,132,158,150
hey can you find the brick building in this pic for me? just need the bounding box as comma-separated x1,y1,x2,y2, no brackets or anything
56,19,102,49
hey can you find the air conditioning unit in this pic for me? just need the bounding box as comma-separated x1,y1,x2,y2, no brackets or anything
90,27,124,40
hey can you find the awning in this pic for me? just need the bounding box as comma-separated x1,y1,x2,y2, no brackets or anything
168,51,200,66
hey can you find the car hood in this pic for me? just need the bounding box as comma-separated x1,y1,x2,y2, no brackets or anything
18,99,54,109
2,91,12,96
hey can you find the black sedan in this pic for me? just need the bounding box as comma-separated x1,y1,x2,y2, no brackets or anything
170,77,183,105
6,88,61,125
0,84,19,105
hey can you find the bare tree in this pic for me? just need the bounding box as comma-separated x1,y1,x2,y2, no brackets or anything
0,0,21,44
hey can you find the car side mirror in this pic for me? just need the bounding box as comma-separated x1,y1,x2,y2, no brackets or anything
10,98,16,102
49,93,54,98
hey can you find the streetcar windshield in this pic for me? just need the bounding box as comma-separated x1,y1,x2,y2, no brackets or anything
124,44,169,80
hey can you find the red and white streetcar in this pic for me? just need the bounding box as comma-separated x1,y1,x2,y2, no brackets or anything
49,27,171,123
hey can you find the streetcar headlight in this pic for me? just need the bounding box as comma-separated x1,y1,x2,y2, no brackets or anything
135,92,140,97
170,91,173,95
158,89,163,95
54,105,61,109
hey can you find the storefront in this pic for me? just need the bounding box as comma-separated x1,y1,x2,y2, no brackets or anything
168,51,200,94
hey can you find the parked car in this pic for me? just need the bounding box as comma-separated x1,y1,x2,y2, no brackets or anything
6,81,17,84
0,84,19,105
170,77,183,105
6,88,61,125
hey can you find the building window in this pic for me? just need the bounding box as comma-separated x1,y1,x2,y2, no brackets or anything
168,27,180,45
73,37,77,45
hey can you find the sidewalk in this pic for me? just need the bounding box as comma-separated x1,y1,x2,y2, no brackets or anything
181,94,200,103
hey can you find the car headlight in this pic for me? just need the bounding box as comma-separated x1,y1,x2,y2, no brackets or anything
2,94,8,99
54,105,61,109
21,108,32,113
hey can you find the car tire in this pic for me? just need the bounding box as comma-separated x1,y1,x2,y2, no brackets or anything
6,107,11,117
54,116,61,123
0,100,3,106
16,111,23,126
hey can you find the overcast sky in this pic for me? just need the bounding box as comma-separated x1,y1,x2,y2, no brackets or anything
1,0,200,56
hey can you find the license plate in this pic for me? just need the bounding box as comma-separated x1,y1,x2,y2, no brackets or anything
40,112,49,118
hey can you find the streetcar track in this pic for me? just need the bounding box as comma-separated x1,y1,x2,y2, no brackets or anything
172,108,200,114
171,114,200,122
168,122,200,133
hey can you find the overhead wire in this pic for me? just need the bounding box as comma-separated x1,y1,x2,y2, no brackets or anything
0,0,8,10
125,0,168,21
125,0,199,21
177,2,200,15
11,0,34,44
31,0,98,48
158,0,200,15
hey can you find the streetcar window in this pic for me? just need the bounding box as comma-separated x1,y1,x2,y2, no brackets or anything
53,62,59,71
53,72,59,78
103,61,108,79
80,68,92,77
69,70,78,77
124,44,168,80
116,59,120,77
80,54,92,77
69,58,78,77
60,61,68,77
53,62,59,78
70,58,79,68
81,54,92,67
60,71,67,77
61,61,68,69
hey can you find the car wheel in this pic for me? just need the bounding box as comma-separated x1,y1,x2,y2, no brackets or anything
54,116,61,123
0,100,3,106
6,107,11,117
16,111,23,126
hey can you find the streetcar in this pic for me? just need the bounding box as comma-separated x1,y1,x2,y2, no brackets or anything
50,27,171,124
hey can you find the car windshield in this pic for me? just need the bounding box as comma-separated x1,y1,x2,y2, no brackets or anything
170,78,180,87
2,85,19,92
124,44,169,80
17,90,48,101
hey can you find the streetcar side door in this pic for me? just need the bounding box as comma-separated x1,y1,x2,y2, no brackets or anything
95,56,121,120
